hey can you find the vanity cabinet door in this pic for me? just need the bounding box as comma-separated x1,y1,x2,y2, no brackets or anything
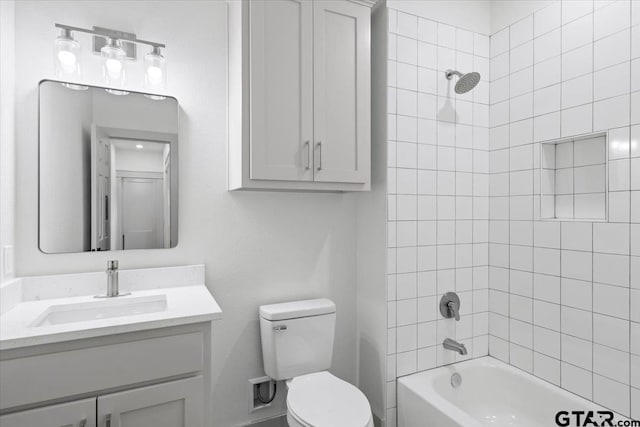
0,398,96,427
96,377,203,427
249,0,314,182
313,0,370,184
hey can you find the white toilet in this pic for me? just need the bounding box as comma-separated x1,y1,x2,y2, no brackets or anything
259,298,374,427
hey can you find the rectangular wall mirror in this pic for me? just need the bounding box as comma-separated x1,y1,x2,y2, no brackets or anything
39,80,179,253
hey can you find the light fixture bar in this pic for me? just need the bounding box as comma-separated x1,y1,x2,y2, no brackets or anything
54,23,165,48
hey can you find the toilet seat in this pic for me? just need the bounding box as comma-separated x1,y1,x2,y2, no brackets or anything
286,371,373,427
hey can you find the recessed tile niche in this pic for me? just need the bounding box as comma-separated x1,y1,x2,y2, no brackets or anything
541,133,608,221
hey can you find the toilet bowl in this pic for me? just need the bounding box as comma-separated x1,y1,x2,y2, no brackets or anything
258,299,374,427
285,371,373,427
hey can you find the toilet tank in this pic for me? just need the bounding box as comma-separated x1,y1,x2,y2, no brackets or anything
259,298,336,380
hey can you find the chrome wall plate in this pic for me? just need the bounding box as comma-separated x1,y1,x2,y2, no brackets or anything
440,292,461,320
92,26,137,60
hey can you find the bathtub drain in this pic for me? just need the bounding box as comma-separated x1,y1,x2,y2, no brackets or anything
451,372,462,388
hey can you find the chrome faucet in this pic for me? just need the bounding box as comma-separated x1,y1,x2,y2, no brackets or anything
440,292,461,321
443,338,468,355
96,260,130,298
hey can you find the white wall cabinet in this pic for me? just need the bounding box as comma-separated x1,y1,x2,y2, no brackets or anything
228,0,374,192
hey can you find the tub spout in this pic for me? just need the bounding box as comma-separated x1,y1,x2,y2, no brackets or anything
443,338,467,355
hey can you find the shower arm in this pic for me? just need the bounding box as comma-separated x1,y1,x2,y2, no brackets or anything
445,69,463,80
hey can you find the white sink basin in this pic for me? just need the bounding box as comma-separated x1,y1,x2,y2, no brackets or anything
31,294,168,327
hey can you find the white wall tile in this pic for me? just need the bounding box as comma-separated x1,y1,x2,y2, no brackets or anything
562,278,592,311
562,104,593,137
397,11,418,39
491,27,510,58
534,352,561,385
594,29,631,71
594,313,630,351
510,67,534,98
511,15,534,47
562,74,593,109
534,2,562,37
562,362,593,400
562,14,593,52
437,23,456,49
534,84,561,116
534,29,561,63
474,33,490,57
534,112,561,142
594,223,630,255
594,252,630,286
562,44,593,81
562,0,594,24
593,374,630,416
417,18,437,44
562,249,593,281
593,61,631,101
594,0,631,40
561,306,593,340
594,95,631,130
562,333,592,369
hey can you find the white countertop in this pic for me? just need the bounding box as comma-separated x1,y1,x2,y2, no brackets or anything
0,265,222,351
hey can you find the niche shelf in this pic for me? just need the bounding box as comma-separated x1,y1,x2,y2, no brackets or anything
540,132,608,221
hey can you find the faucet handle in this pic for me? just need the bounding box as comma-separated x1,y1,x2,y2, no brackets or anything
440,292,461,321
107,260,118,270
447,301,460,321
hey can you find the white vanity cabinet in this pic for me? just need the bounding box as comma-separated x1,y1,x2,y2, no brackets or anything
228,0,374,192
97,376,203,427
0,398,97,427
0,324,211,427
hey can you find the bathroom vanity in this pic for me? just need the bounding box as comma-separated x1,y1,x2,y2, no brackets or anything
0,265,222,427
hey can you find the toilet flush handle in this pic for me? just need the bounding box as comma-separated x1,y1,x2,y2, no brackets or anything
273,325,287,331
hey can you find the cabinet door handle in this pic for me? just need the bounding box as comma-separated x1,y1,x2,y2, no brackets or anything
316,141,322,171
105,414,111,427
304,141,310,170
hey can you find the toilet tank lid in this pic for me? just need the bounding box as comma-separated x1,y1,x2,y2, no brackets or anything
259,298,336,321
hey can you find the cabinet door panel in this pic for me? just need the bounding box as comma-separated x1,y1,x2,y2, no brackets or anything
314,1,370,183
249,0,313,181
0,398,96,427
96,377,203,427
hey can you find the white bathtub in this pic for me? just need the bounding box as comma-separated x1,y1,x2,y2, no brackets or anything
398,356,627,427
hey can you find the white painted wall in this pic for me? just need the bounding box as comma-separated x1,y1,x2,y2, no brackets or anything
388,0,491,34
12,2,359,426
0,0,16,283
115,147,165,173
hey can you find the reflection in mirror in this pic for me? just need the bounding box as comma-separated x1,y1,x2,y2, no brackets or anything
39,80,178,253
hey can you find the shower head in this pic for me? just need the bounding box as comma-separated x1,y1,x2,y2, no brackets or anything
445,69,481,94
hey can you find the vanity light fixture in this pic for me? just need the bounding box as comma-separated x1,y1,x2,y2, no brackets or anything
101,38,127,91
53,28,85,89
53,24,166,94
144,46,167,93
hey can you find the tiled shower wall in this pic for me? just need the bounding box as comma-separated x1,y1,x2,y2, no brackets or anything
385,8,491,424
487,0,640,418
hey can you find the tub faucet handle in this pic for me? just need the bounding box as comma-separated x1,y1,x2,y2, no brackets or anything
448,301,460,321
440,292,461,321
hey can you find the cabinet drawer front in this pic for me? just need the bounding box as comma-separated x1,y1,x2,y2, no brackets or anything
0,398,96,427
0,332,203,410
